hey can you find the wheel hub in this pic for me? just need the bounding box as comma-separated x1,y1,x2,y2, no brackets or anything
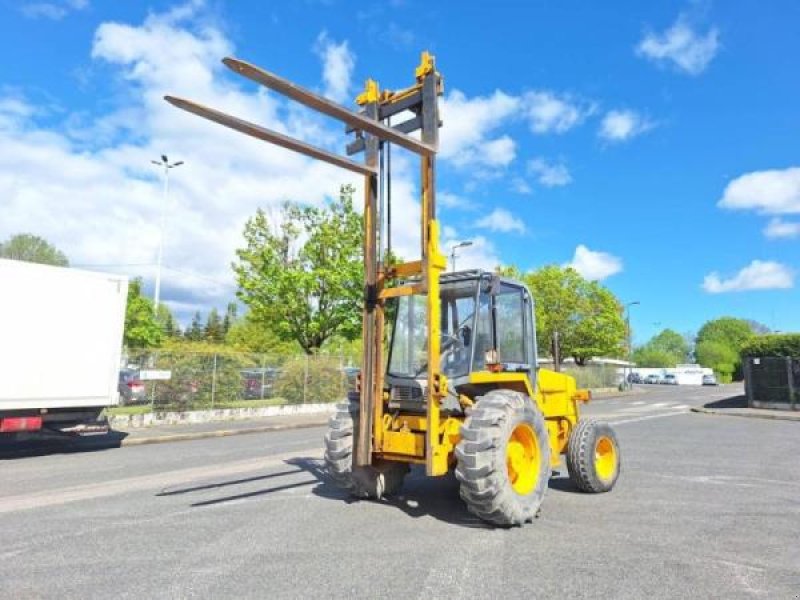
506,423,540,495
594,435,617,481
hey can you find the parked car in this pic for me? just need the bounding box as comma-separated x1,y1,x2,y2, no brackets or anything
662,373,678,385
118,369,147,405
628,372,643,384
644,374,662,384
702,374,718,386
240,368,279,400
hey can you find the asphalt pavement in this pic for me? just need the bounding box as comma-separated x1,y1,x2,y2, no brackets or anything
1,383,798,599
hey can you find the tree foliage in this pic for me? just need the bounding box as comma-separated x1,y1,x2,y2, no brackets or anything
740,333,800,358
225,314,301,356
204,308,225,343
633,328,689,367
0,233,69,266
631,346,676,368
124,278,163,349
695,317,756,380
695,340,738,383
501,265,625,365
696,317,755,351
234,185,363,354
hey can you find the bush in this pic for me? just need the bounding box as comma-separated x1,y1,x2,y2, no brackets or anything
274,355,347,404
740,334,800,358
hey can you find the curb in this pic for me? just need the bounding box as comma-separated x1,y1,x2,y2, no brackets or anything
690,406,800,422
118,417,330,447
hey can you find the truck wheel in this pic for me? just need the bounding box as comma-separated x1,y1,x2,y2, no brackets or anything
323,401,408,499
566,419,621,493
455,389,551,526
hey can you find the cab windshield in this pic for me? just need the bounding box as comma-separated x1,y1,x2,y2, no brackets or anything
387,279,478,379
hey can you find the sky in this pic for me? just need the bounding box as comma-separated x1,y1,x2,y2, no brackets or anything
1,0,798,344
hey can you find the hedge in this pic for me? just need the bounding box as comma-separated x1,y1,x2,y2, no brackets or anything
740,334,800,358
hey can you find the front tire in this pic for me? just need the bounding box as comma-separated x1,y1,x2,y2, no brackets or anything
566,419,621,493
455,389,551,526
323,401,408,499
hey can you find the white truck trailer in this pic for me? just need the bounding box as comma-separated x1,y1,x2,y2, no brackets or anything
0,258,128,437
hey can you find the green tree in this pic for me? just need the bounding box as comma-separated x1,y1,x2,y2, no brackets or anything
696,317,755,350
650,329,690,361
695,340,738,383
234,184,363,354
124,278,163,348
225,314,301,356
185,312,204,341
0,233,69,266
696,317,755,380
222,302,238,335
634,328,690,365
631,346,675,368
205,308,224,343
156,303,181,338
509,265,625,365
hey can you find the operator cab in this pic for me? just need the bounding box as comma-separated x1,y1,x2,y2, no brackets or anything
386,270,538,413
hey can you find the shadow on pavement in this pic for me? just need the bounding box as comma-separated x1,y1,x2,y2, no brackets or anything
157,468,304,497
0,430,128,459
289,457,497,529
703,394,747,410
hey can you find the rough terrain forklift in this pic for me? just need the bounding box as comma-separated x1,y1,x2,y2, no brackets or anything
166,52,621,526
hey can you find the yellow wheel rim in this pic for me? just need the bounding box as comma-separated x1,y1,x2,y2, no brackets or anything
506,423,541,495
595,436,617,481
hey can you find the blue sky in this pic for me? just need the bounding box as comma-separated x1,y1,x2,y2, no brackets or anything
1,0,798,343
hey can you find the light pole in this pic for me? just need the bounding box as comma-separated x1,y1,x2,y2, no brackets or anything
449,240,473,272
625,301,640,388
150,155,184,314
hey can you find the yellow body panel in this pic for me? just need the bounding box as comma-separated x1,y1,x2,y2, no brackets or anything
377,367,587,472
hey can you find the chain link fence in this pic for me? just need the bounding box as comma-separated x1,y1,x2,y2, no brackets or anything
120,350,358,412
118,350,624,413
561,363,624,390
744,357,799,410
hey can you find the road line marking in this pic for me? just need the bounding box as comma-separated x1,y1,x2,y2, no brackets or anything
631,401,646,405
673,404,691,409
0,447,323,515
611,410,688,425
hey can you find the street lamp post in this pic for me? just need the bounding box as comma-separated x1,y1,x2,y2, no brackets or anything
449,240,473,272
625,301,640,389
150,155,184,314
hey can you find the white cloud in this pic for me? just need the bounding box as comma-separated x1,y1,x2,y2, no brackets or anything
475,208,525,234
511,177,532,195
0,3,386,322
527,157,572,187
522,91,592,134
567,245,622,281
598,110,653,142
636,16,719,76
313,31,355,104
21,0,88,19
718,167,800,215
440,88,592,170
439,192,473,209
441,234,502,272
440,89,519,168
764,218,800,239
702,260,794,293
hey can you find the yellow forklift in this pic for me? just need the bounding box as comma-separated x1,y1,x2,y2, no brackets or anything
167,52,621,526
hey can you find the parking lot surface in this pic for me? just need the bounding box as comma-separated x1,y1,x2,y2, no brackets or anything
1,384,798,599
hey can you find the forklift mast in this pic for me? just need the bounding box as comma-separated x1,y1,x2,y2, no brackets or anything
165,53,446,474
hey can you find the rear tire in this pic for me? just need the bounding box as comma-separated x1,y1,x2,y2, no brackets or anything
323,401,408,499
455,389,551,526
566,419,621,493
